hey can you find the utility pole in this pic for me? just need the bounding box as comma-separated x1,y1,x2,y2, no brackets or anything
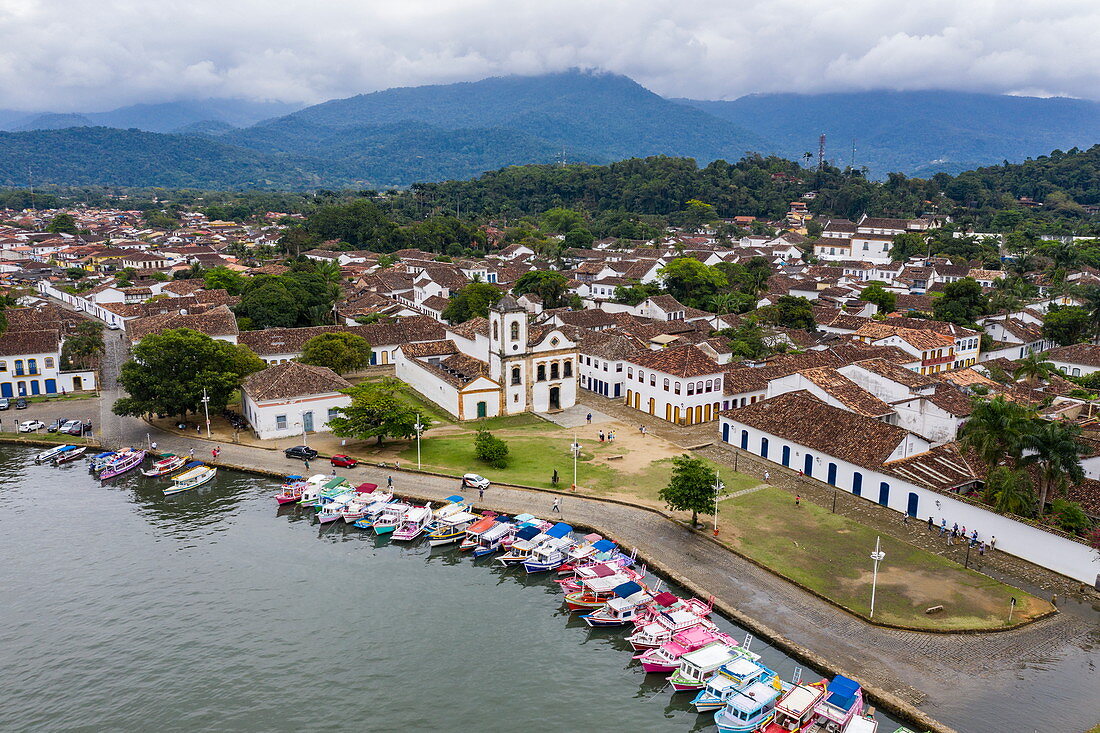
818,133,826,171
869,536,886,618
201,387,211,438
414,414,424,470
570,434,581,492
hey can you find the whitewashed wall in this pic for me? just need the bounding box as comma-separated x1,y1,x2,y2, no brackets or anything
395,358,460,418
718,415,1100,585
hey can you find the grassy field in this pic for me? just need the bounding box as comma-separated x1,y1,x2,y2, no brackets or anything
398,432,756,502
717,486,1051,630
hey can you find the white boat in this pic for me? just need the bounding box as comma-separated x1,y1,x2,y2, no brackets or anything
296,474,333,507
54,446,87,464
392,505,434,541
317,491,357,524
163,463,217,495
34,444,74,464
427,510,480,546
371,502,411,535
341,490,390,523
142,454,186,476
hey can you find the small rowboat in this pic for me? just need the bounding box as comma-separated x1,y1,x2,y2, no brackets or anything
54,446,87,464
163,462,216,495
34,444,74,464
142,454,185,477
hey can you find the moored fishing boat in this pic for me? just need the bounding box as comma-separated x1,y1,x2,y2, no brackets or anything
340,489,384,522
472,518,517,557
581,581,652,627
563,569,635,612
631,591,713,629
634,625,736,675
392,505,434,541
317,491,357,524
459,514,499,551
99,449,146,479
691,653,775,713
142,454,186,477
712,675,783,733
275,475,308,505
34,444,74,464
163,462,217,495
811,676,865,732
296,474,334,507
522,534,577,573
87,451,116,472
54,446,87,464
626,605,716,651
430,495,470,525
371,502,411,534
495,525,546,565
668,640,743,692
427,509,480,546
841,713,879,733
759,680,828,733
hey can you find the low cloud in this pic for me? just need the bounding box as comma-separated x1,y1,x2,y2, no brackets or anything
1,0,1098,111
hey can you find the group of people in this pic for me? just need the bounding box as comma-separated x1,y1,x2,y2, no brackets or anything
597,430,616,443
932,517,995,555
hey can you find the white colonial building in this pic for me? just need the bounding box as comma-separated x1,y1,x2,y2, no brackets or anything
240,361,352,440
624,344,726,424
394,295,579,420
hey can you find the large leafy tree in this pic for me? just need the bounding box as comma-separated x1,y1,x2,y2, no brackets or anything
1077,284,1100,342
659,257,727,310
46,213,79,234
61,321,104,369
112,328,265,420
1041,306,1091,346
513,271,570,309
1020,420,1087,512
327,378,429,446
932,277,989,326
442,282,503,323
659,454,720,528
238,280,298,328
758,295,816,331
859,282,896,313
299,332,371,374
1013,352,1057,400
202,266,246,295
889,232,925,262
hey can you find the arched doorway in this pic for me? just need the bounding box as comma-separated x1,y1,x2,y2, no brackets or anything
722,423,729,442
781,446,790,467
827,463,838,486
803,453,813,477
477,400,488,418
852,473,863,497
626,389,632,405
906,492,919,518
878,482,890,507
549,387,560,411
648,397,655,415
72,376,83,391
759,437,769,459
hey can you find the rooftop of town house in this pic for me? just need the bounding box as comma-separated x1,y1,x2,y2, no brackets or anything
242,360,352,402
630,343,722,378
796,366,894,418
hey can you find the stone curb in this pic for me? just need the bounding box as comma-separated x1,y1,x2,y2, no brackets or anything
213,457,950,733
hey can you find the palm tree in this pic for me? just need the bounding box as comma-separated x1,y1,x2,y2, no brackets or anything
959,396,1034,469
313,259,343,288
983,466,1037,517
1013,352,1057,402
1020,420,1087,513
1076,284,1100,342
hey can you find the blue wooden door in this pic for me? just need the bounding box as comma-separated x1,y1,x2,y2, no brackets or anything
1,383,11,398
44,379,57,394
781,446,790,466
722,423,730,443
878,482,890,506
827,463,837,486
803,453,813,477
759,437,769,459
740,430,748,450
302,411,314,432
852,472,863,497
30,381,40,395
906,492,919,517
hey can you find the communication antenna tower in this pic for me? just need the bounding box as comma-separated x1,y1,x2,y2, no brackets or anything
817,133,826,171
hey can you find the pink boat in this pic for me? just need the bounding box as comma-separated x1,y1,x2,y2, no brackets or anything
634,626,737,674
557,561,646,594
275,480,309,505
626,603,717,651
631,592,713,628
99,450,146,480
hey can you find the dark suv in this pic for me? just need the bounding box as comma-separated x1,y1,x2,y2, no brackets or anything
284,445,319,461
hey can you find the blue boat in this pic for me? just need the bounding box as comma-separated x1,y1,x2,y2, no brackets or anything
521,523,576,573
472,518,515,557
712,676,782,733
690,654,774,712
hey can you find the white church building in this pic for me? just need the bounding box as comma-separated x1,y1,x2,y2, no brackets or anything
395,295,579,420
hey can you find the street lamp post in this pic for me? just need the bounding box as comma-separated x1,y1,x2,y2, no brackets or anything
201,387,211,438
570,433,581,492
713,473,724,535
414,414,424,470
869,536,886,619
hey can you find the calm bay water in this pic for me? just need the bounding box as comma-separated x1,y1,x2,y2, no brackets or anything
0,445,908,733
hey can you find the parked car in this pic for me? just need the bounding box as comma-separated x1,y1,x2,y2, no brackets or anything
17,420,45,433
61,420,89,436
330,454,358,468
462,473,490,490
284,445,319,461
14,398,27,409
0,398,9,410
47,419,63,433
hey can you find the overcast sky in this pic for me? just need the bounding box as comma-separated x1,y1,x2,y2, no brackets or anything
2,0,1099,111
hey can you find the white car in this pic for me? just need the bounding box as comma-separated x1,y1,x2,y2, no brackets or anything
462,473,490,490
18,420,45,433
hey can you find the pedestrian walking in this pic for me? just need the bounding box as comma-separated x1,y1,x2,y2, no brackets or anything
586,413,592,424
940,518,946,535
551,469,559,486
150,441,158,452
795,494,800,507
212,448,217,460
552,497,561,513
303,459,310,471
971,529,979,546
953,522,959,536
598,431,604,443
478,486,485,500
641,426,647,437
387,475,393,487
903,513,909,525
763,469,770,482
609,430,615,442
990,536,997,552
927,516,934,531
979,542,986,556
395,460,400,470
189,447,195,459
196,424,201,434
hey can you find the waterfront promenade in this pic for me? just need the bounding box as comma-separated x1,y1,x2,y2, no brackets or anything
85,334,1099,733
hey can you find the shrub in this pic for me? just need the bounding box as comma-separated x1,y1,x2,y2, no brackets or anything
474,426,509,469
1050,498,1092,535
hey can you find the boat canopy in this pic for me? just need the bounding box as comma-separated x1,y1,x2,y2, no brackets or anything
545,522,573,538
513,513,536,524
356,483,377,492
403,506,432,522
480,523,515,542
776,684,825,715
323,476,347,490
824,676,860,712
590,564,616,578
683,642,739,669
612,581,644,598
723,680,780,713
538,536,573,553
584,575,629,593
652,591,680,608
466,516,497,534
591,539,616,553
180,461,204,469
286,474,303,481
514,525,542,542
444,494,464,503
441,510,479,525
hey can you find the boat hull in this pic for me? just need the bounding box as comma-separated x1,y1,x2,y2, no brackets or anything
275,494,301,505
581,614,631,628
163,471,216,495
427,531,464,546
522,559,564,573
639,659,677,674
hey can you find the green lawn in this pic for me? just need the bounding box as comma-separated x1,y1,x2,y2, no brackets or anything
398,433,756,502
718,486,1050,630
